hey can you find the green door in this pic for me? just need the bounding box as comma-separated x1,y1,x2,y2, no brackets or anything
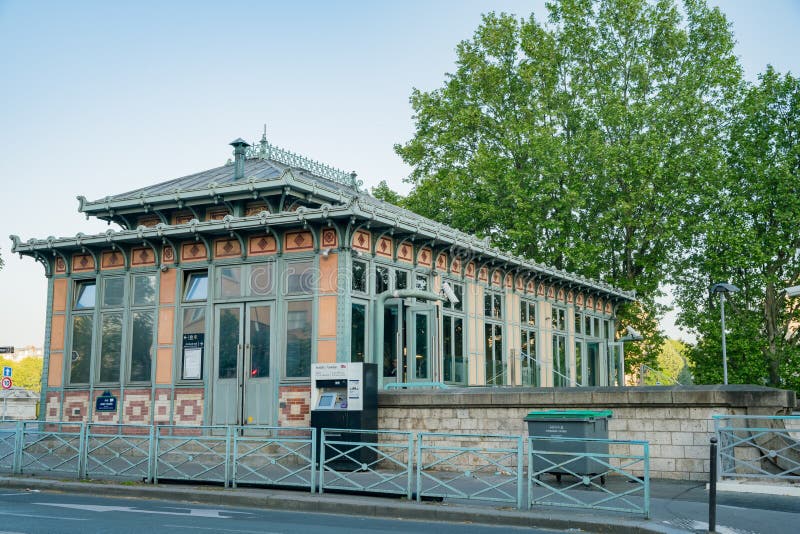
405,305,436,382
211,302,275,426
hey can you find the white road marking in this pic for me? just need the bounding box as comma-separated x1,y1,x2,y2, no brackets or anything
35,503,249,518
163,524,279,534
0,511,87,521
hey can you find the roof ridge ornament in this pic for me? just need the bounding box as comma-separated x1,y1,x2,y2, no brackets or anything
245,128,361,191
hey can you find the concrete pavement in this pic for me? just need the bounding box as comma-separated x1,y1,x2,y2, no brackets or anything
0,475,797,534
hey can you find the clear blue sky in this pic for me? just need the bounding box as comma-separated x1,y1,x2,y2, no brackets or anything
1,0,799,347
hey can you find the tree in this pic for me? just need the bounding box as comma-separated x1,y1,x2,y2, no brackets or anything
0,356,43,393
371,180,406,206
674,66,800,390
644,339,691,385
395,0,742,372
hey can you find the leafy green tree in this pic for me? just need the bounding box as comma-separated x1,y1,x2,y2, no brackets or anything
643,338,691,385
395,0,742,372
371,180,406,206
0,356,43,393
674,66,800,390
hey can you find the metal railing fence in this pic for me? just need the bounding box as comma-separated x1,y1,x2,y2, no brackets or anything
0,420,651,517
528,436,650,518
714,415,800,481
319,429,413,498
232,426,315,491
417,432,524,508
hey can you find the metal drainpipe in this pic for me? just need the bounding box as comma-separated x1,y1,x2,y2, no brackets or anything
373,289,445,382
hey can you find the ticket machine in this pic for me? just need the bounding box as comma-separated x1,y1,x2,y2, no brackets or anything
310,362,377,470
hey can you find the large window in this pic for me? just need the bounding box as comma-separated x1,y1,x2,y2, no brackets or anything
99,277,124,383
215,263,275,299
129,273,156,382
520,299,538,386
286,261,314,294
285,300,312,377
442,314,465,384
552,305,568,387
352,260,368,293
181,270,208,381
484,290,504,385
351,302,367,363
69,280,96,384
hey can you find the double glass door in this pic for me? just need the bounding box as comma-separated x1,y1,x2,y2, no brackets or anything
211,302,275,426
382,300,436,385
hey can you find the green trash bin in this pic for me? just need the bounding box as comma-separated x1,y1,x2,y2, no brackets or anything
525,410,612,483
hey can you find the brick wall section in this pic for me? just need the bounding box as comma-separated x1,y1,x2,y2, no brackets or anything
45,392,60,421
153,388,172,424
173,388,204,425
122,389,151,424
279,385,311,427
378,386,795,481
63,391,90,422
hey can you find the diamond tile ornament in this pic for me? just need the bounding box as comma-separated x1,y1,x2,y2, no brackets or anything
190,244,200,256
223,241,234,253
79,256,89,267
294,233,305,247
257,238,268,250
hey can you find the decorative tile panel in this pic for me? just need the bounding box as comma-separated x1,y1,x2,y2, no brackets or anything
244,201,268,216
131,247,155,267
72,253,95,272
466,262,476,279
397,242,413,263
278,385,311,427
181,242,207,262
248,235,277,256
321,228,338,249
173,212,194,225
101,250,124,270
450,258,461,275
206,208,229,221
162,245,175,264
137,215,160,228
55,257,67,273
173,388,204,425
376,236,393,258
214,238,241,258
417,247,432,267
478,267,488,282
123,389,151,424
284,230,313,252
352,230,371,252
435,253,447,271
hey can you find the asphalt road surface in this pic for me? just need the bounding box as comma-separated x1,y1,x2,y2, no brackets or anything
0,489,556,534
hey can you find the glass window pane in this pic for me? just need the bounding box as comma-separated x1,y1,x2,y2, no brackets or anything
248,264,273,296
415,274,428,291
249,306,270,378
286,300,312,377
484,323,493,384
575,312,582,334
217,267,242,298
521,303,527,324
528,303,536,326
218,308,240,379
133,274,156,306
185,273,208,301
352,260,368,293
130,311,154,381
99,313,122,382
443,315,452,382
75,282,96,309
375,266,390,294
287,261,314,294
575,341,583,386
493,295,502,318
396,271,408,290
585,315,592,336
102,278,124,308
484,294,492,317
351,303,366,363
415,313,428,379
69,315,93,384
383,305,399,378
453,283,463,311
594,318,601,338
454,318,464,383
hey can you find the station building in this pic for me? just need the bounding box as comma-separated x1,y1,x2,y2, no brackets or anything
11,135,635,427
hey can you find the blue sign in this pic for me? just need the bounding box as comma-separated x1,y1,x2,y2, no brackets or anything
2,367,11,378
95,391,117,412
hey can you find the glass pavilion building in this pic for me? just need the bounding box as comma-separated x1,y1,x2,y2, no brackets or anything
11,135,635,427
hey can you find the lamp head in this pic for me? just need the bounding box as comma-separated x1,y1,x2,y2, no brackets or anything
711,282,739,294
785,285,800,298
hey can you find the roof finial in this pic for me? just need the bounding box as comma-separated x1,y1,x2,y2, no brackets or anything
259,124,268,157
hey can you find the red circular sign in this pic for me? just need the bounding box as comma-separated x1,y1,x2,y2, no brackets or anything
1,377,11,389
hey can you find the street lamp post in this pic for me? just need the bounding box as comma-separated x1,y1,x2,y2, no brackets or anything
711,283,739,385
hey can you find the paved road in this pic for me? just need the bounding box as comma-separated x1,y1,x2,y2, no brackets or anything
0,489,556,534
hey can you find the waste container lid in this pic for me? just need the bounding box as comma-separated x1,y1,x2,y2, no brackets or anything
524,409,613,420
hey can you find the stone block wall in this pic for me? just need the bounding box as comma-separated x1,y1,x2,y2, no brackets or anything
378,385,795,481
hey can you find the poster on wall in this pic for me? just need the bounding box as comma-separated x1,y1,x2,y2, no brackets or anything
182,333,204,380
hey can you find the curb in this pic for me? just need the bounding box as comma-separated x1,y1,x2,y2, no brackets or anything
0,476,675,534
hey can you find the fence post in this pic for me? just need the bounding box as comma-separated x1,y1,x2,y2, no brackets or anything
415,432,422,502
77,422,87,479
516,436,524,510
310,427,317,494
319,429,326,494
147,425,155,484
13,420,23,474
709,437,718,533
